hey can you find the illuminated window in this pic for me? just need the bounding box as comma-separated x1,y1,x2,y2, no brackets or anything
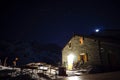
79,37,83,44
68,41,72,49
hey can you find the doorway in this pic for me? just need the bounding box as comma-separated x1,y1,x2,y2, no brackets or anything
79,53,88,64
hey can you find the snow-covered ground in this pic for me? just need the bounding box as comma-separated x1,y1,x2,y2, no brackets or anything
1,65,120,80
54,71,120,80
0,65,84,80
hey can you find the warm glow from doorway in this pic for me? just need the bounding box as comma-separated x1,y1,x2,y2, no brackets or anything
67,54,74,70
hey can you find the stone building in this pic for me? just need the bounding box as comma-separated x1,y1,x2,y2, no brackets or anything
62,34,120,70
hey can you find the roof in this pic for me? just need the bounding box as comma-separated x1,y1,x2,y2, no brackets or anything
74,33,120,45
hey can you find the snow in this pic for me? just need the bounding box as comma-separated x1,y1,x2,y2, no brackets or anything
0,65,84,80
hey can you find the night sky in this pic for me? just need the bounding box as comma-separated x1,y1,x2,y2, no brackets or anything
0,0,120,47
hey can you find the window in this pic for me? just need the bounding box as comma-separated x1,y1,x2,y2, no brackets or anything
68,41,72,49
79,37,83,44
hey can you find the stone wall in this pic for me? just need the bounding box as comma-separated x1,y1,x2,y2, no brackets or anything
62,35,120,69
100,42,120,66
62,35,101,67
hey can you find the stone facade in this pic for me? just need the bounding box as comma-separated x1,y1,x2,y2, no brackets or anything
62,35,120,69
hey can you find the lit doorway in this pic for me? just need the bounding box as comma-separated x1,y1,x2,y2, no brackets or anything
67,54,74,70
78,53,88,64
